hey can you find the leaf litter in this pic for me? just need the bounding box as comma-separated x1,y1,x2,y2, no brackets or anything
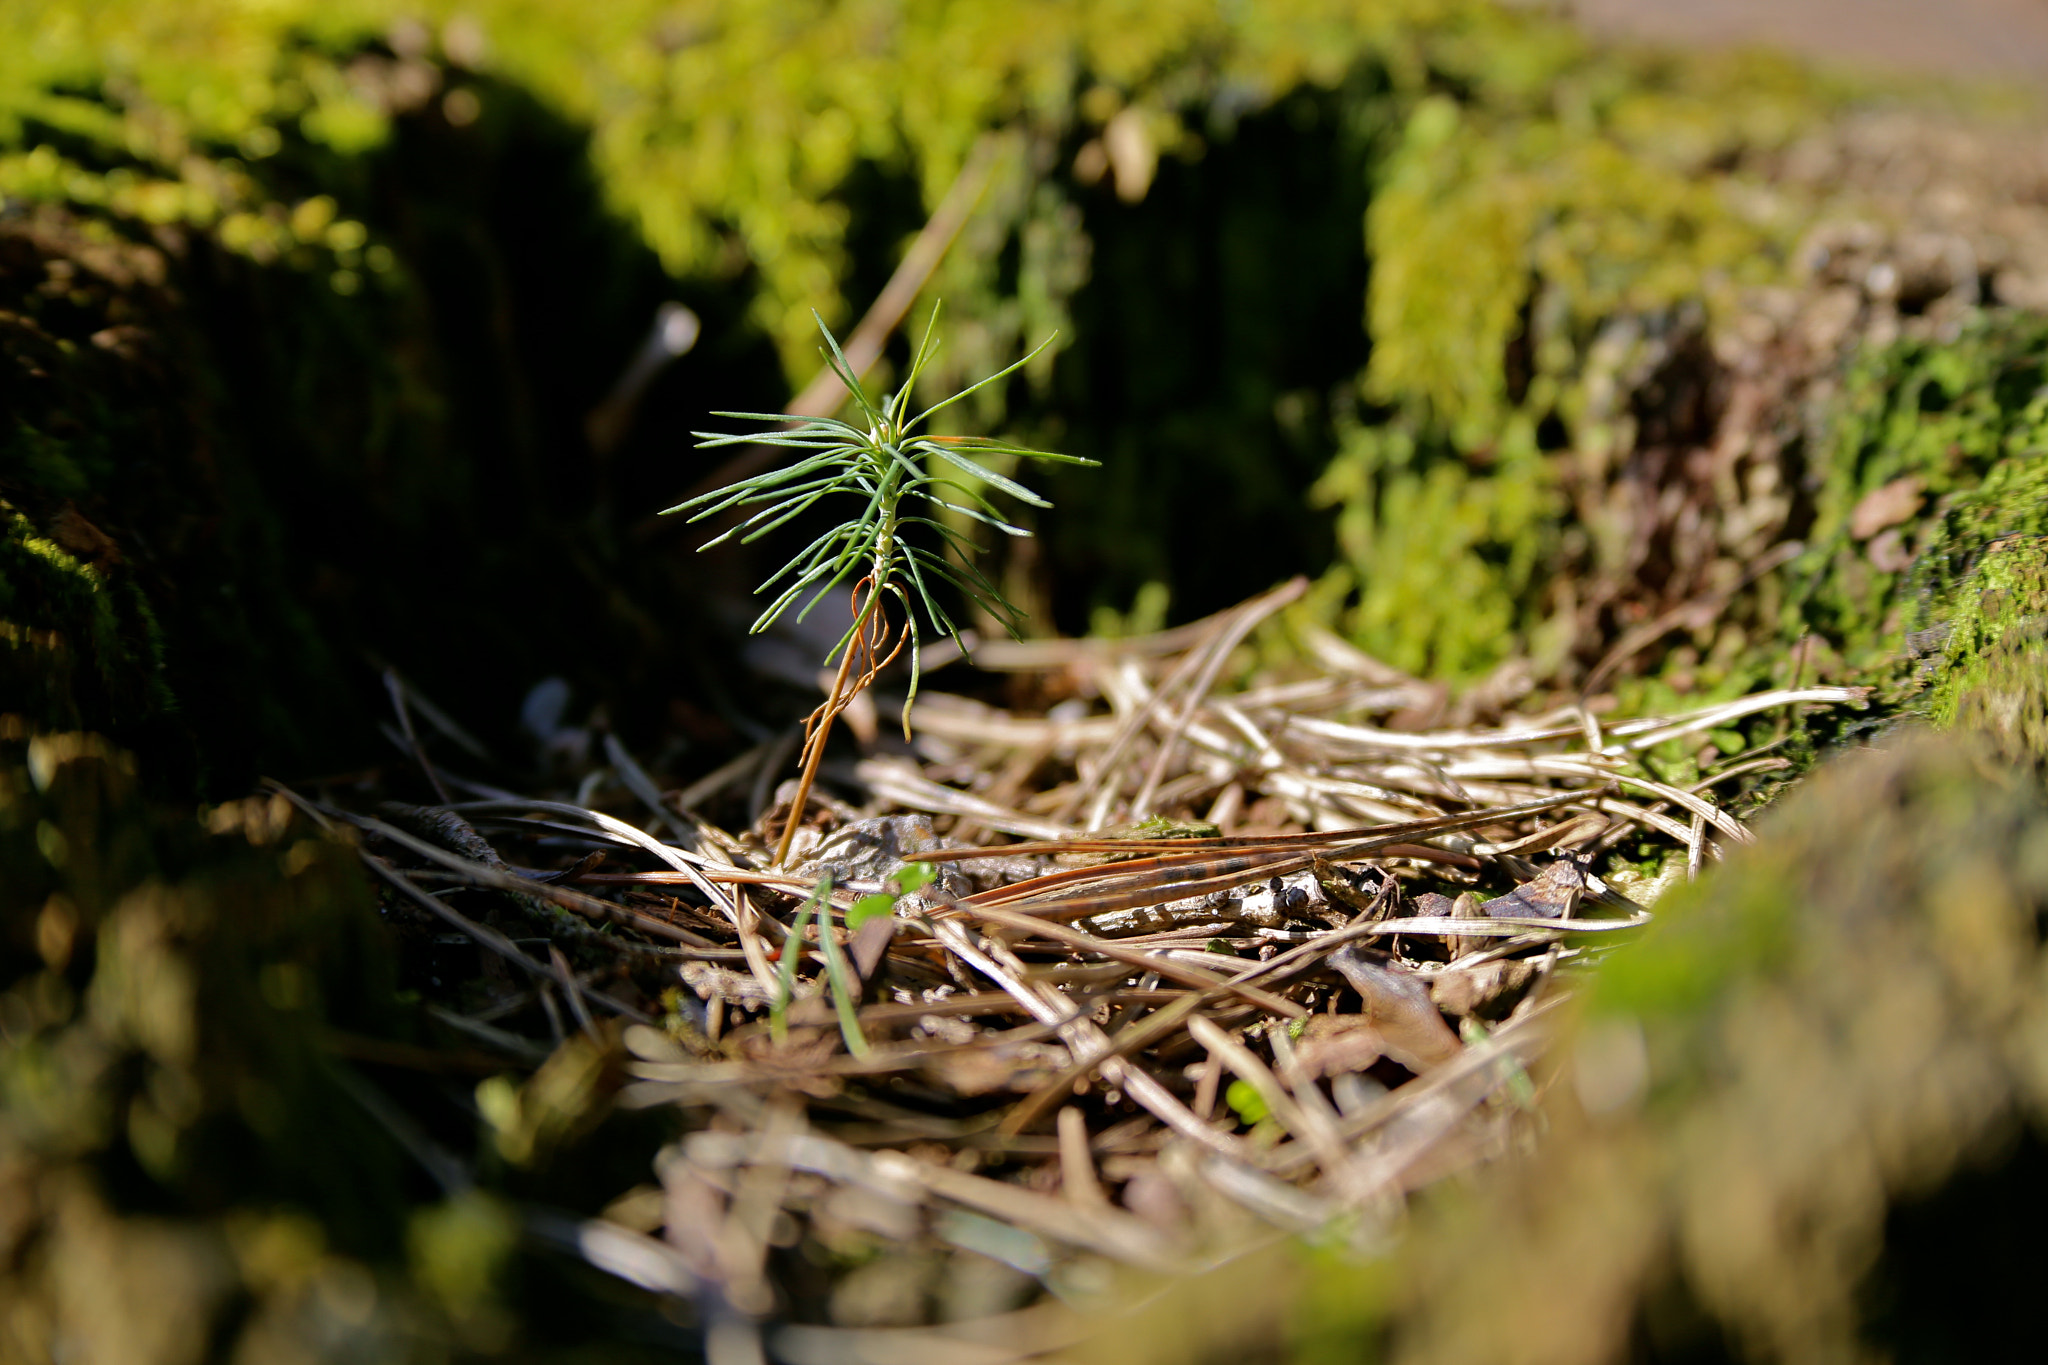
287,587,1865,1362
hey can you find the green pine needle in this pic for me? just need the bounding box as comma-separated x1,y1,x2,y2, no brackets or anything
665,302,1095,716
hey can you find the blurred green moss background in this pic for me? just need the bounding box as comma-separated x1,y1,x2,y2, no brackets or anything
4,0,2045,784
0,5,1777,769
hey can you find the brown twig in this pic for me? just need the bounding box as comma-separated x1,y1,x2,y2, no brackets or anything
773,577,908,866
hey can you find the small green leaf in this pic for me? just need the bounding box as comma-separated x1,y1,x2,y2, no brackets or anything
816,914,871,1059
846,892,896,930
771,876,833,1044
1225,1079,1271,1126
896,861,937,893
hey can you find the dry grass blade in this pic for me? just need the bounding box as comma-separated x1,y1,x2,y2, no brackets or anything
962,905,1305,1018
1128,577,1309,817
1187,1016,1348,1178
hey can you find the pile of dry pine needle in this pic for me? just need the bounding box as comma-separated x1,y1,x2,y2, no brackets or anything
282,579,1865,1361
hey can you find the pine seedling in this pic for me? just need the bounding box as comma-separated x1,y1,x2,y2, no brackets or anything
667,303,1094,865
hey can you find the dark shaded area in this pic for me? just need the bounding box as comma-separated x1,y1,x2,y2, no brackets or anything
257,63,787,763
1629,1273,1740,1365
0,736,414,1259
1032,82,1384,631
0,57,786,798
1861,1123,2048,1362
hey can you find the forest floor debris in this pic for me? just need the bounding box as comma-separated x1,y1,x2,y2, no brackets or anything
296,587,1866,1355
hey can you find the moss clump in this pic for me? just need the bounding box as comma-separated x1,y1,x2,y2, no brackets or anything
0,730,683,1362
1784,313,2048,684
1361,61,1812,449
1312,420,1566,680
1307,40,1832,681
1925,534,2048,765
1711,314,2048,765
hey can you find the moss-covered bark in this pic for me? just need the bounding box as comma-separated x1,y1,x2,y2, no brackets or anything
0,0,1856,655
1392,730,2048,1364
0,730,424,1360
0,214,353,790
6,0,2043,722
1,77,777,795
0,731,695,1363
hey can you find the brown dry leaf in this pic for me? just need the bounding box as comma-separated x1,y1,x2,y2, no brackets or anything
1328,948,1463,1072
1315,857,1390,918
1293,1015,1385,1079
1849,474,1925,540
921,1044,1066,1096
850,914,897,980
1481,860,1586,920
1445,889,1486,959
1429,959,1541,1019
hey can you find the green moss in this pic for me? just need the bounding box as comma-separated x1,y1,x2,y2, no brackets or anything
0,0,1854,656
1311,423,1561,678
1925,534,2048,763
1584,848,1801,1038
1781,313,2048,683
1361,57,1806,449
0,0,2035,729
0,0,1431,379
0,505,168,735
1309,36,1832,678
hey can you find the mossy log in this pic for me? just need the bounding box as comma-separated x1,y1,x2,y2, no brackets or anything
0,731,692,1363
1,89,763,797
